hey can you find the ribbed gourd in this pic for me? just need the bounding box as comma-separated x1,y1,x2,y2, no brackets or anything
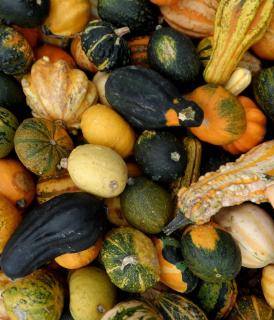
204,0,273,85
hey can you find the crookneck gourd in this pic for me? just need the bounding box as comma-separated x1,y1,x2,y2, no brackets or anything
204,0,273,85
164,140,274,234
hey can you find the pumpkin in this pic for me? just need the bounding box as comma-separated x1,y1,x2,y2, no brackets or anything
81,20,131,72
128,36,150,67
93,71,111,106
97,0,159,35
228,295,273,319
160,0,219,38
164,140,274,235
261,264,274,309
80,104,136,158
36,172,81,204
101,226,160,293
2,268,64,320
14,26,41,48
21,57,98,130
66,144,128,198
0,107,19,158
154,293,208,320
252,12,274,60
224,68,252,96
42,0,91,37
197,280,238,320
0,272,12,320
0,0,50,28
0,24,34,76
204,0,273,85
1,192,107,279
101,300,162,320
187,84,246,145
14,118,74,177
180,223,242,282
70,36,98,73
55,238,102,269
153,235,198,293
69,266,117,320
35,44,76,68
0,195,22,254
223,96,267,155
120,177,173,234
213,203,274,268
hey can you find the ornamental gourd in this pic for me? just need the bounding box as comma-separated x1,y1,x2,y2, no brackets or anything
164,140,274,235
21,57,98,131
261,264,274,309
213,203,274,268
204,0,273,85
223,96,267,155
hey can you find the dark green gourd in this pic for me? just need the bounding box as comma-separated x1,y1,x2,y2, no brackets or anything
81,20,130,71
1,192,108,279
105,65,203,129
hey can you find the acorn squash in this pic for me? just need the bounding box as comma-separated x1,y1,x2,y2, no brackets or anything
120,177,173,234
0,25,34,76
1,192,107,279
181,223,242,282
14,118,74,177
0,107,18,158
105,66,203,129
2,268,64,320
101,226,160,293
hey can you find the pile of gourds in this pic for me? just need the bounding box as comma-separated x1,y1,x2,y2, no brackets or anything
0,0,273,319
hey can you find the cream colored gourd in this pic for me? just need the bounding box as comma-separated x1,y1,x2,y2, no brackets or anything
261,264,274,309
93,71,111,106
21,57,98,130
213,203,274,268
80,104,135,158
66,144,128,198
224,68,252,96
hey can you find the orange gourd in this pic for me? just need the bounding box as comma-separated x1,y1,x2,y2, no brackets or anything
150,0,177,5
0,195,22,253
13,26,41,48
223,96,267,155
0,159,35,209
128,36,150,67
252,11,274,60
70,36,97,73
55,238,102,269
160,0,219,38
187,84,246,145
35,44,76,68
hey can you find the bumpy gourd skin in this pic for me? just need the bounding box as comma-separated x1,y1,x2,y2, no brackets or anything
1,192,107,279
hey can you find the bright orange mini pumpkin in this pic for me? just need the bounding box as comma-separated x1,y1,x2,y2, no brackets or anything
0,159,35,209
223,96,267,155
55,238,102,269
35,44,76,68
187,84,246,145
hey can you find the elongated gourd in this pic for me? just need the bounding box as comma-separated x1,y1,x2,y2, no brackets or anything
164,140,274,234
204,0,273,85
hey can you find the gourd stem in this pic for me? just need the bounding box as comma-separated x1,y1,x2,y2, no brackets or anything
59,158,68,169
163,212,193,235
115,27,130,37
120,255,138,271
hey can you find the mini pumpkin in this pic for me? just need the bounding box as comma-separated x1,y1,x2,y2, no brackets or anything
223,96,267,155
81,20,131,71
21,57,98,130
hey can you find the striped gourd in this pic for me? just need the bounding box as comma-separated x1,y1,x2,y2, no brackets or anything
14,118,74,177
101,227,160,293
0,107,19,158
155,293,208,320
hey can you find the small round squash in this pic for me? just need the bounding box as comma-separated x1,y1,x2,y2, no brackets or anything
0,159,35,209
69,266,117,320
0,195,22,253
67,144,128,198
81,104,135,158
261,264,274,309
55,238,102,269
